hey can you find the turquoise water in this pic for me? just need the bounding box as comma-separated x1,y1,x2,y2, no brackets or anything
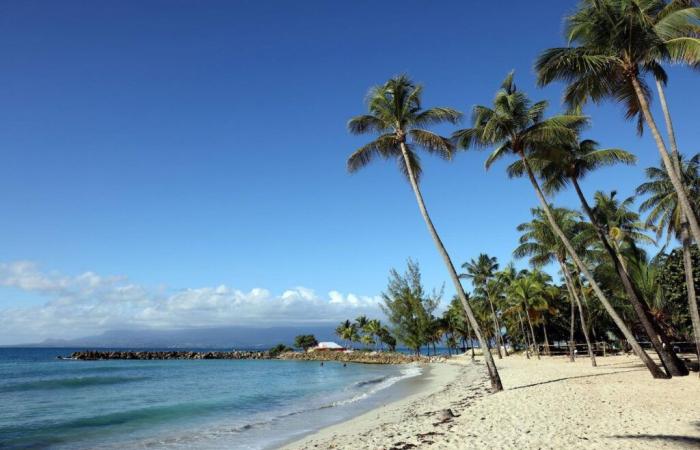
0,348,421,449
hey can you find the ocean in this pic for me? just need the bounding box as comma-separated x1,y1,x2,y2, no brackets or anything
0,348,423,449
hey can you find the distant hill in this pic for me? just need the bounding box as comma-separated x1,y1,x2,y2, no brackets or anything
10,325,339,349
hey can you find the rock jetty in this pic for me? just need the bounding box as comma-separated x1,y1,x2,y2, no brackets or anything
277,351,448,364
68,350,271,360
65,349,449,364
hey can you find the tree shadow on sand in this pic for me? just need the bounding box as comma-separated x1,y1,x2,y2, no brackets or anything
612,422,700,446
509,368,645,390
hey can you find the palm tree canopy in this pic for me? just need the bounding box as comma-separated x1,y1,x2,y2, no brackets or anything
508,274,549,313
507,138,637,195
536,0,700,133
514,206,589,266
637,153,700,241
460,253,499,286
593,190,656,246
452,71,588,169
346,75,461,182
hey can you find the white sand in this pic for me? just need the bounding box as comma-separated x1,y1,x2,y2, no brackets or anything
281,354,700,449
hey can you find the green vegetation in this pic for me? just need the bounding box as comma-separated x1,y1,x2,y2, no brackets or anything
268,344,294,357
335,316,396,351
380,259,439,355
343,1,700,385
293,334,319,351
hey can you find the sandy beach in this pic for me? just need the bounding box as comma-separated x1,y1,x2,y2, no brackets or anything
282,354,700,449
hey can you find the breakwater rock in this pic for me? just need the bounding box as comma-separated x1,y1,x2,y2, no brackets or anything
277,351,448,364
68,350,271,360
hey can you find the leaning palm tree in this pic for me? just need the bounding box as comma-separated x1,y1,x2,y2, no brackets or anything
631,1,700,288
346,75,503,391
461,254,507,358
514,206,598,366
522,137,687,374
638,154,700,367
454,72,666,378
536,0,700,249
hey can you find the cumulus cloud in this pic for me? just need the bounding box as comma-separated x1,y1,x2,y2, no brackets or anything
0,261,384,344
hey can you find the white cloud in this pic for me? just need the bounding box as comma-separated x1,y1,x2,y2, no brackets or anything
0,261,383,344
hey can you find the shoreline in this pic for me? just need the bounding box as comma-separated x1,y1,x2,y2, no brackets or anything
280,355,484,450
281,354,700,449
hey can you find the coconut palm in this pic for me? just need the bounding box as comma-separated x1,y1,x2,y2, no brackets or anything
595,195,686,374
638,154,700,365
514,207,598,366
523,134,686,372
536,0,700,249
627,1,700,280
446,296,477,358
335,320,357,349
461,254,507,358
346,75,503,390
454,72,666,377
508,274,548,359
592,191,656,258
355,315,369,332
364,319,384,350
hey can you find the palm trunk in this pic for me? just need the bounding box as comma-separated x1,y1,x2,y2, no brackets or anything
656,79,700,377
631,75,700,251
466,319,475,359
541,322,551,356
560,259,597,367
681,226,700,374
486,295,503,359
570,294,577,362
519,152,668,378
399,142,503,391
524,306,540,360
571,177,686,376
518,311,531,359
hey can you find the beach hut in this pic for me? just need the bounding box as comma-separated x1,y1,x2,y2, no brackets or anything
309,341,344,352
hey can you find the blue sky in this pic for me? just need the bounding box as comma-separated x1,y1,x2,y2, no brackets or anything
1,1,698,343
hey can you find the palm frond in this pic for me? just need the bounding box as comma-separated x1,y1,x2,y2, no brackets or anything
409,129,453,160
346,134,400,173
485,141,513,170
583,148,637,169
414,107,462,127
347,115,387,135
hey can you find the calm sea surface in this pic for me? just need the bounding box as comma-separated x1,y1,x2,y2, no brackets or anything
0,348,422,449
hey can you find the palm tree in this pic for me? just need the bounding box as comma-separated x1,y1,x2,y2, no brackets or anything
592,190,688,374
638,154,700,367
446,296,476,358
364,319,383,350
632,2,700,299
335,320,357,349
461,254,507,358
536,0,700,250
508,274,548,359
346,75,503,390
514,132,687,373
454,72,665,377
514,207,598,366
355,315,369,333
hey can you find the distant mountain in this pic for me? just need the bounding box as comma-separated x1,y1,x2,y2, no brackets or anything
10,325,339,349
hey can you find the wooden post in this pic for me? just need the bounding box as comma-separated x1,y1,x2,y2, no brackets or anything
603,342,607,357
